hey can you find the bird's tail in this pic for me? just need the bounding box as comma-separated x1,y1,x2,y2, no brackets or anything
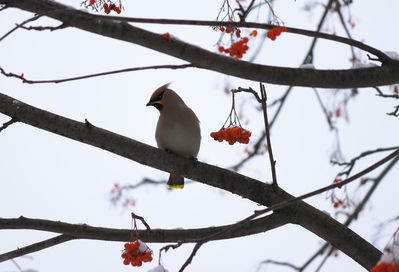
167,174,184,189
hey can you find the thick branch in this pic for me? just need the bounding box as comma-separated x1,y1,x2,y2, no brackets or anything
0,92,383,269
2,0,399,88
0,215,288,245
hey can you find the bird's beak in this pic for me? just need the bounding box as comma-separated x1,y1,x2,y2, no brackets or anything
146,100,162,110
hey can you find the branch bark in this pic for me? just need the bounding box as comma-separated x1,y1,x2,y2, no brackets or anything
0,215,287,244
0,92,384,269
2,0,399,88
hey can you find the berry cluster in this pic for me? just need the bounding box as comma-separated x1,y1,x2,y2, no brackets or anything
371,262,399,272
267,26,287,40
218,38,249,59
122,241,153,267
210,126,251,145
219,27,241,37
217,27,257,59
102,3,121,14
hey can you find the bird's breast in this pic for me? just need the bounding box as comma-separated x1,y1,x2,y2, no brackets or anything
155,115,201,158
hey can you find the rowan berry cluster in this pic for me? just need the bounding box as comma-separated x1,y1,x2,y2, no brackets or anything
85,0,121,14
210,126,251,145
102,3,121,14
218,38,249,59
217,27,256,59
122,240,153,267
267,26,287,40
370,262,399,272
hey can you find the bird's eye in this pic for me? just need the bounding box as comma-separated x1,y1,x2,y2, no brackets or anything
154,90,165,102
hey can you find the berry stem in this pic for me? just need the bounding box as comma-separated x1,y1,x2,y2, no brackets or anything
222,91,242,128
260,83,278,188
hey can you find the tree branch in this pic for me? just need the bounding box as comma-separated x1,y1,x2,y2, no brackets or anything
0,117,18,132
0,215,288,244
260,84,278,187
2,0,399,88
0,92,386,269
0,234,75,262
0,64,194,84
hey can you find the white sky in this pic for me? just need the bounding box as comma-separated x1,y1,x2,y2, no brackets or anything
1,0,399,271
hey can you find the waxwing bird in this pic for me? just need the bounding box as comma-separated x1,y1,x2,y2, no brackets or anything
146,84,201,189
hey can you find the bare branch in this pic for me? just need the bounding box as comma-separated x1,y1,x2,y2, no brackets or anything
0,214,289,243
0,234,75,262
374,87,399,99
256,259,301,271
334,0,356,60
296,151,399,271
0,92,385,269
214,147,399,251
232,86,262,103
332,146,399,177
0,14,43,42
131,212,151,231
3,0,399,88
0,64,194,84
20,22,68,31
387,105,399,117
0,117,18,132
260,84,278,187
313,88,336,130
231,0,334,171
179,242,204,272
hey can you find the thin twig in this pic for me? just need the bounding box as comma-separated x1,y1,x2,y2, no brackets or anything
131,212,151,231
260,83,278,188
313,88,336,130
387,105,399,117
0,234,75,262
159,241,183,254
334,0,356,60
0,14,44,42
256,259,301,271
374,86,399,99
332,146,399,177
0,117,18,132
0,8,72,42
20,23,68,31
179,242,204,272
233,87,262,103
0,64,194,84
237,0,256,22
11,259,23,272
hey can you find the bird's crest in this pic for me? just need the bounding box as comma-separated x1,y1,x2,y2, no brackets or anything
149,83,171,102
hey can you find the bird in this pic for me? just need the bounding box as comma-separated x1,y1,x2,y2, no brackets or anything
146,83,201,189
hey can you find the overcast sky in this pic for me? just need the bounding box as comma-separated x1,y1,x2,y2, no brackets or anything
1,0,399,271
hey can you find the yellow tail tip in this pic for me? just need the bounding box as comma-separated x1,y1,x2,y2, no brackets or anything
167,184,184,189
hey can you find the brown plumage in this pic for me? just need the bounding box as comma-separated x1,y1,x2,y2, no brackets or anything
146,84,201,188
